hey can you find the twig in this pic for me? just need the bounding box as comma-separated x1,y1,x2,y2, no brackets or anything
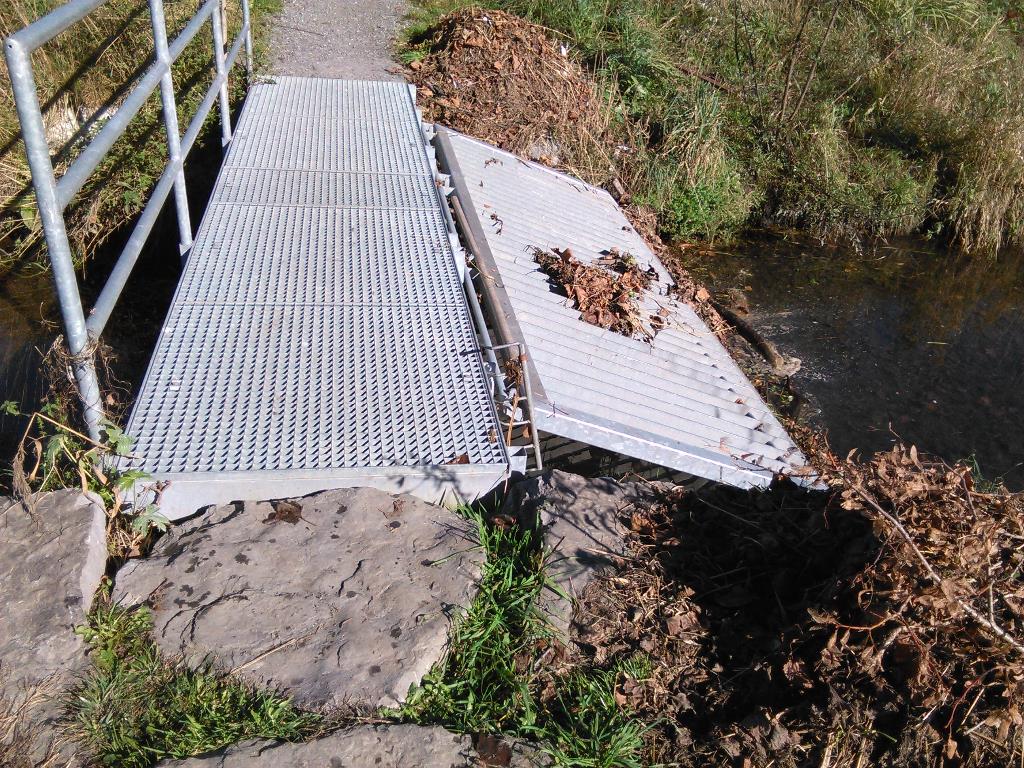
32,411,106,450
675,62,735,94
844,480,1024,655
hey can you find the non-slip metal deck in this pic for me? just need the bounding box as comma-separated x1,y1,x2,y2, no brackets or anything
125,78,508,518
437,129,812,488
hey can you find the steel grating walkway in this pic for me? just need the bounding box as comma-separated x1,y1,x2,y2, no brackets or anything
125,77,508,519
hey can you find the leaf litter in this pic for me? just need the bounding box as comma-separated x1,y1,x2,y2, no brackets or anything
533,246,658,340
568,444,1023,766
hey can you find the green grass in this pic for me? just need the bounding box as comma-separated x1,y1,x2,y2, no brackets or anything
403,0,1024,253
401,507,549,732
68,604,321,767
401,506,648,767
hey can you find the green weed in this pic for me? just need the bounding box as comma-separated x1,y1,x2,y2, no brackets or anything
69,604,321,768
402,506,550,732
402,506,648,767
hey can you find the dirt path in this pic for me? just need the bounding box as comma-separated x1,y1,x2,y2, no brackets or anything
269,0,407,81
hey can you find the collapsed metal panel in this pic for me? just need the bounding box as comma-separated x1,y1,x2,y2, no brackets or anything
125,78,507,518
436,129,811,488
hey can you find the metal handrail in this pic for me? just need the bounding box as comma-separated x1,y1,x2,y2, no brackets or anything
4,0,252,443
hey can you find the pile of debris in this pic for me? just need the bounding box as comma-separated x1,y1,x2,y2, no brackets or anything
572,445,1024,766
533,247,656,340
406,9,623,186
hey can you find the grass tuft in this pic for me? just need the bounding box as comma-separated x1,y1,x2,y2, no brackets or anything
401,506,649,767
401,506,549,733
68,603,321,768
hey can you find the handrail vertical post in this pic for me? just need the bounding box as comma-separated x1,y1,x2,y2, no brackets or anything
4,38,104,442
241,0,253,76
148,0,193,260
210,0,232,145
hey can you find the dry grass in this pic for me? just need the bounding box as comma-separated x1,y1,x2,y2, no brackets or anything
405,1,1024,253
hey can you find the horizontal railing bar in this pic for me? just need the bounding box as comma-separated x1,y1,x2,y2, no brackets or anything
180,74,224,156
6,0,107,53
224,25,247,85
86,155,182,335
180,25,246,154
55,0,220,210
90,22,249,335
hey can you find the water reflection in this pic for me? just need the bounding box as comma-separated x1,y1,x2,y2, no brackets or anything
681,234,1024,489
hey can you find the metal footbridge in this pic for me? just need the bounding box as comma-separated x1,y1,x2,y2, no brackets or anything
7,0,811,520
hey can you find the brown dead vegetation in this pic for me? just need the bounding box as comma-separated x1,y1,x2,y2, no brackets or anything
532,246,656,340
574,446,1024,766
406,8,626,195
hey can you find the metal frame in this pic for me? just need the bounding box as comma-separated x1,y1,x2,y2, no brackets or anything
4,0,252,442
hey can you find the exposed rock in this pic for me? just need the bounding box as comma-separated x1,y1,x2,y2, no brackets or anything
113,488,484,709
156,724,547,767
0,491,109,767
504,470,658,636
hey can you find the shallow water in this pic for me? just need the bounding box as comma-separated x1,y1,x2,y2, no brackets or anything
681,234,1024,489
0,266,54,462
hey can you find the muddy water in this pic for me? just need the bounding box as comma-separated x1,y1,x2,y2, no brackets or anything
682,235,1024,489
0,266,55,461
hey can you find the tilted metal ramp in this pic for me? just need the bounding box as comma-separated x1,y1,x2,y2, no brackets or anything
125,78,508,519
435,129,812,488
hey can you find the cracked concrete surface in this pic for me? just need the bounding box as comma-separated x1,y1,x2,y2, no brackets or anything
113,488,483,709
269,0,408,80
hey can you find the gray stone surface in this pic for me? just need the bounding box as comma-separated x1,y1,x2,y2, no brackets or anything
270,0,407,81
113,488,483,709
0,491,109,767
157,724,547,767
504,471,657,636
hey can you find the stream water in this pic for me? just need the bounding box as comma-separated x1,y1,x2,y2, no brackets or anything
681,234,1024,490
0,265,54,458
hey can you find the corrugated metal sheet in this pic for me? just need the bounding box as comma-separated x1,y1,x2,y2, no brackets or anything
437,129,811,488
124,78,508,519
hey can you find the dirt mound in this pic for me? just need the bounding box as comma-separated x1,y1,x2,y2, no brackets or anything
406,9,621,187
574,446,1024,766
